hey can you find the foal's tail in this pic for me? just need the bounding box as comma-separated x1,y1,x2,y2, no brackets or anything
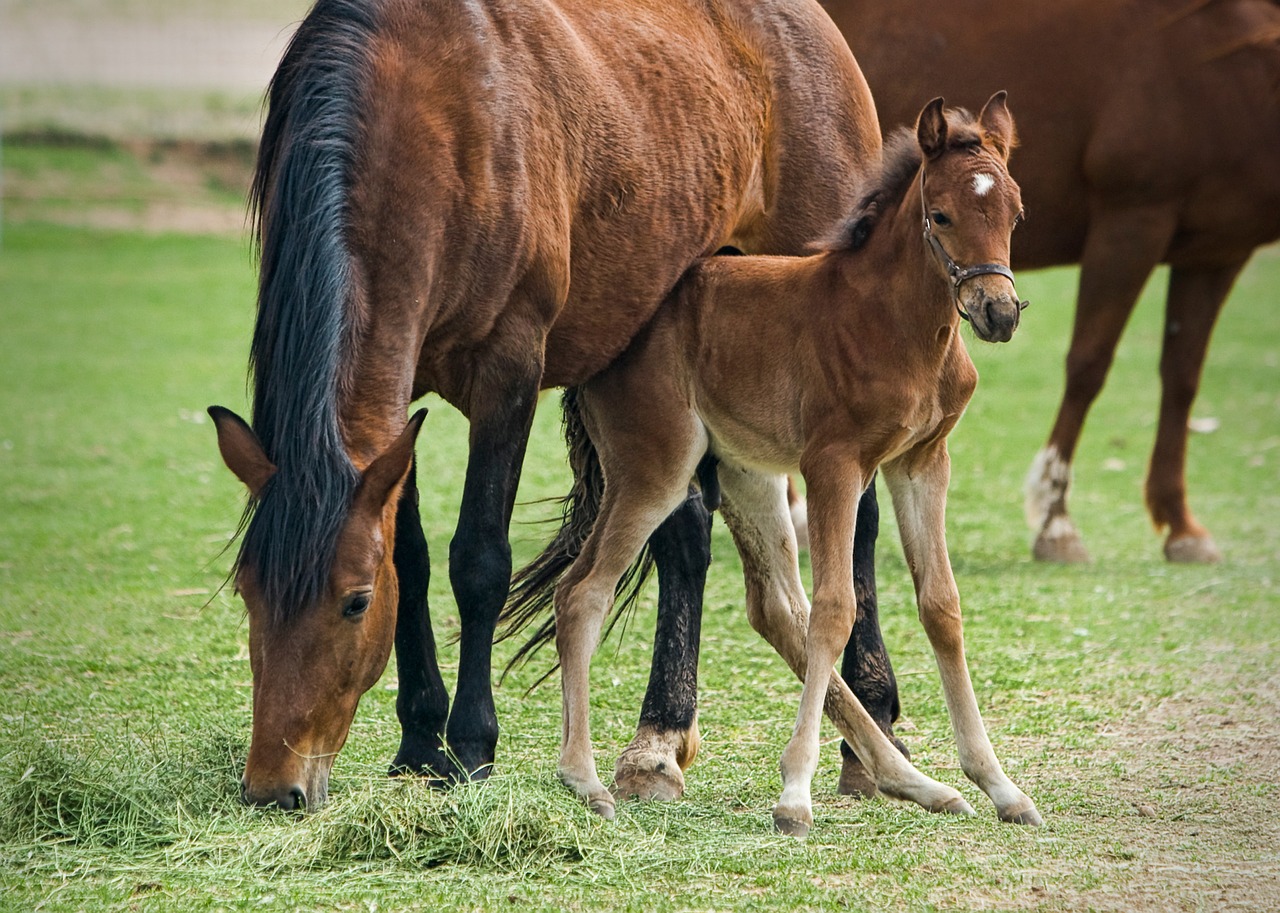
497,387,656,684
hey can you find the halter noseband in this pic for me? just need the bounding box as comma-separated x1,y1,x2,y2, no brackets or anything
920,172,1029,323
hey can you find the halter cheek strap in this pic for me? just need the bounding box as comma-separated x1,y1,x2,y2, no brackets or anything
920,173,1029,322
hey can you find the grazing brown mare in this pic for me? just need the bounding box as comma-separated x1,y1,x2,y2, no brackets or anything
542,96,1040,834
822,0,1280,563
206,0,881,809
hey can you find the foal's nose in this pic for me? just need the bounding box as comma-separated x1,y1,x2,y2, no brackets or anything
979,290,1021,343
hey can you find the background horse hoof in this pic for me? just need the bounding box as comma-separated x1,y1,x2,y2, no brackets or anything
1032,525,1090,563
589,795,617,819
613,756,686,802
935,795,977,817
772,807,812,838
1164,534,1222,564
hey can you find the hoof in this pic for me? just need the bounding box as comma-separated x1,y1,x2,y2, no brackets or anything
1164,534,1222,564
1033,527,1090,563
389,747,461,786
837,757,877,799
589,795,617,820
937,795,976,817
772,807,812,838
613,756,685,802
999,803,1044,826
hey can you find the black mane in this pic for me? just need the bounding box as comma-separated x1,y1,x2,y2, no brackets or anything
236,0,383,621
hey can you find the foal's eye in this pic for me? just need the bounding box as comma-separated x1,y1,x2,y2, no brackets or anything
931,211,951,227
341,592,371,619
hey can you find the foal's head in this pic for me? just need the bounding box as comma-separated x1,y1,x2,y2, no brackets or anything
208,407,425,810
916,92,1024,342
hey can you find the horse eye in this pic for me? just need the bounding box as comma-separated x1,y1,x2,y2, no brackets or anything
342,592,371,619
931,211,951,227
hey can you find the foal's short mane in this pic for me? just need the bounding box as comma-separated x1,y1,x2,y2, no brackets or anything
235,0,384,621
816,110,991,254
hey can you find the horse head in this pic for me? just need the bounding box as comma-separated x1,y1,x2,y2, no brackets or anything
208,406,425,809
917,92,1026,343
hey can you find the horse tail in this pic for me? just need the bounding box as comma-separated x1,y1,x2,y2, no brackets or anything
498,387,656,684
236,0,381,619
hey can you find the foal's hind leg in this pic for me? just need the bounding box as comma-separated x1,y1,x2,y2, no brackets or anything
389,460,456,781
613,489,712,802
718,467,971,834
1026,205,1175,562
1145,260,1243,563
837,481,910,799
885,453,1040,825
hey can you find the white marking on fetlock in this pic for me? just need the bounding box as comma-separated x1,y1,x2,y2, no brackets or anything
972,173,996,196
1024,445,1071,530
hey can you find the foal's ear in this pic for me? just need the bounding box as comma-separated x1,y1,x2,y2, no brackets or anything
208,406,277,497
916,97,948,160
354,408,428,515
979,91,1016,160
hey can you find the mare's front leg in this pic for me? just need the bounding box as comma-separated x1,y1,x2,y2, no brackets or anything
1145,260,1243,563
613,489,712,802
837,480,910,798
885,449,1041,825
446,352,542,779
389,460,456,780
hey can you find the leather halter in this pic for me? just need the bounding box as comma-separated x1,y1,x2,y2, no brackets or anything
920,172,1029,323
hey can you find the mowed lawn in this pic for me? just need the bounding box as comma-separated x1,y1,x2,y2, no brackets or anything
0,216,1277,911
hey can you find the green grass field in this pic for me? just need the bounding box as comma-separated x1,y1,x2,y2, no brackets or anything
1,194,1277,909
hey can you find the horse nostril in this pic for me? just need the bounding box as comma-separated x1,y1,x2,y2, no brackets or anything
240,782,250,805
282,786,306,811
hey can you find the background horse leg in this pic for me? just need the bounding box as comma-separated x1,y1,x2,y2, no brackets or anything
389,460,457,781
1026,204,1176,562
1146,259,1244,562
446,360,542,780
837,481,909,798
613,489,712,802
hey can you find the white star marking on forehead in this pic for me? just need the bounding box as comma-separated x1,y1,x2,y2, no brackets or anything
973,173,996,197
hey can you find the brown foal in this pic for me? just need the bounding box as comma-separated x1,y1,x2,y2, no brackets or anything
548,95,1042,834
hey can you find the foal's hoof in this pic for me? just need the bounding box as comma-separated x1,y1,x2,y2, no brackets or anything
937,795,977,817
772,807,812,838
589,794,617,820
1032,525,1090,563
613,755,686,802
999,803,1044,827
1164,534,1222,564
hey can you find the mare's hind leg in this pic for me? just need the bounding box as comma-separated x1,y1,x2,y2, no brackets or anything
1026,205,1176,562
1146,260,1243,563
446,351,543,779
718,466,971,835
885,453,1040,825
389,460,456,781
613,489,712,802
837,480,910,799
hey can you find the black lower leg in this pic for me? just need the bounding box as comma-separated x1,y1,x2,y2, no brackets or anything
839,480,908,763
389,462,457,780
637,489,713,734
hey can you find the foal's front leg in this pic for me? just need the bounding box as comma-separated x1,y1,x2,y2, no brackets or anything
884,450,1042,825
774,457,867,836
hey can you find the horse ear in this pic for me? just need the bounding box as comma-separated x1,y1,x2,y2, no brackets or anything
979,91,1016,160
916,97,948,160
208,406,277,497
355,408,428,514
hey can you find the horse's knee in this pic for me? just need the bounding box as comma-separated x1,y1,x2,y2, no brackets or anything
448,535,512,622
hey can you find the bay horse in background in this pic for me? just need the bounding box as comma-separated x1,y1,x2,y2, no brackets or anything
821,0,1280,564
523,95,1039,833
206,0,883,809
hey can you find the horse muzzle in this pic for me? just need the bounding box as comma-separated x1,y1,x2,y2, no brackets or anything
963,285,1027,343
